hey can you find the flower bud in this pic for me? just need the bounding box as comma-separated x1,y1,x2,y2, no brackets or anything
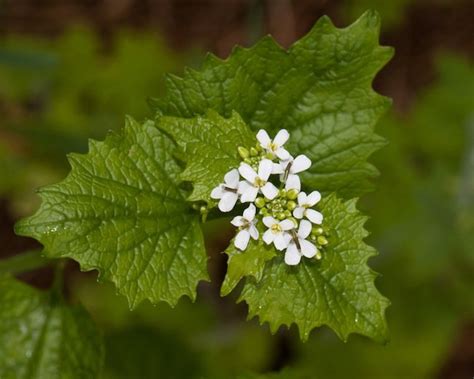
287,200,296,211
276,212,286,220
279,189,287,198
317,236,328,246
284,210,291,218
312,227,324,236
260,207,269,216
255,197,266,208
250,147,259,157
238,146,249,159
315,251,322,260
287,189,298,200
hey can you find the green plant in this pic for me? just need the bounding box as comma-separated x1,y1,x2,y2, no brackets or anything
2,11,396,378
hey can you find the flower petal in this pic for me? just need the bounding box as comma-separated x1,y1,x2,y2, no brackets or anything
274,233,290,251
218,192,238,212
284,232,292,245
298,219,312,239
239,163,257,182
210,185,224,199
243,204,256,221
234,230,250,251
238,180,252,195
293,206,304,219
262,229,275,245
275,147,290,160
272,162,284,175
230,216,244,227
297,191,307,206
249,224,259,240
300,239,317,258
258,159,273,181
305,209,323,224
261,182,278,200
306,191,321,206
263,216,277,228
285,174,300,192
291,155,311,174
285,243,301,265
273,129,289,147
240,186,259,203
224,168,240,188
279,219,295,231
256,129,271,147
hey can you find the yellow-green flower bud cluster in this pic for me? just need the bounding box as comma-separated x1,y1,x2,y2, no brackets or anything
309,226,330,259
238,144,274,171
256,189,298,226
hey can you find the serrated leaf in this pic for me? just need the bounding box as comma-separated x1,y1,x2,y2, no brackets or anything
238,194,389,342
15,118,209,308
157,110,255,205
221,229,277,296
0,275,103,379
152,11,393,199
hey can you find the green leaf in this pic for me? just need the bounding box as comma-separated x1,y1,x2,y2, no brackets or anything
238,194,389,342
157,110,255,205
152,11,393,199
221,228,277,296
0,275,103,378
15,118,209,308
101,327,203,379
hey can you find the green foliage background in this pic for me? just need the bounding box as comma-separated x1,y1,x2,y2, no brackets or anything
0,4,472,379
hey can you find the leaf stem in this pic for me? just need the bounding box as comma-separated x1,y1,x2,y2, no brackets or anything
0,250,52,275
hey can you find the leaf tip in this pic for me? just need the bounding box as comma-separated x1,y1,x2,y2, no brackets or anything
314,14,334,29
124,114,136,128
357,9,382,31
220,277,235,297
13,218,29,237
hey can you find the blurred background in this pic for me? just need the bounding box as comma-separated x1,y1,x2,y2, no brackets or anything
0,0,473,378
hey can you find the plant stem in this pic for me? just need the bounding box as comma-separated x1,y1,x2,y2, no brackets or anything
0,250,52,275
51,260,65,297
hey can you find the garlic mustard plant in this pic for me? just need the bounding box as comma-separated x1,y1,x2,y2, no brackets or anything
14,12,393,345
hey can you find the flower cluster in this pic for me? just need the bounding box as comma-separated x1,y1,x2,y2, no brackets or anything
211,129,328,265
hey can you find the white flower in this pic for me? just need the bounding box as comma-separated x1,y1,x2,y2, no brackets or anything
285,220,318,265
210,169,241,212
256,129,290,160
272,154,311,190
293,191,323,224
238,159,279,202
231,204,259,251
262,216,294,251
